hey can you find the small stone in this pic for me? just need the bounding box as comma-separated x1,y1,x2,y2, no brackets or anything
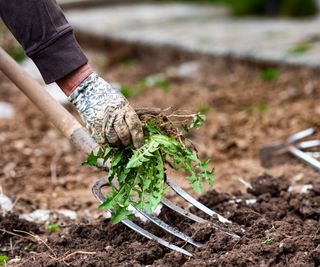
20,209,50,223
167,61,200,78
102,211,112,219
57,209,77,220
8,256,21,264
0,194,13,212
0,102,15,119
245,199,257,205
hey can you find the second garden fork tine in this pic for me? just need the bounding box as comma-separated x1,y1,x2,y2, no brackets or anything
166,179,233,224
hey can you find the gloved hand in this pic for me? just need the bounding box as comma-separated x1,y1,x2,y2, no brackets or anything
68,73,144,148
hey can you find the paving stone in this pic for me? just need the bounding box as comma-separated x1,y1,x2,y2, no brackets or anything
65,3,320,68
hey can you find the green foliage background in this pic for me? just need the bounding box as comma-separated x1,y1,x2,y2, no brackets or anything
174,0,318,17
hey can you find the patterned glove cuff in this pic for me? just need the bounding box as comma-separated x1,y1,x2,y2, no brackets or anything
68,72,99,103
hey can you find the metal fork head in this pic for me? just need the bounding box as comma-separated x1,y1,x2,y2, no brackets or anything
92,177,240,256
260,127,320,171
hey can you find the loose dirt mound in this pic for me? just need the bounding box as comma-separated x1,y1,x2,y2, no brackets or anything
1,174,319,266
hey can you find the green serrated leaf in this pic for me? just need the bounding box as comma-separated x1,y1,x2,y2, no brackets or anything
103,147,113,164
112,150,124,167
99,195,115,210
196,159,209,170
81,151,99,167
207,169,215,187
126,139,159,168
192,180,203,194
142,179,152,190
97,147,104,158
111,208,132,224
187,149,199,162
190,113,206,129
186,172,197,183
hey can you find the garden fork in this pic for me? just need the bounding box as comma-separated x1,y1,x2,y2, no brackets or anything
260,127,320,171
0,48,239,257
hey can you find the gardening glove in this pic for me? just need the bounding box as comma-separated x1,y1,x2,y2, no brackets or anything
68,72,144,148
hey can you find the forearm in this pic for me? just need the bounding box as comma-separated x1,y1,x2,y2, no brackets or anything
56,63,93,96
0,0,87,84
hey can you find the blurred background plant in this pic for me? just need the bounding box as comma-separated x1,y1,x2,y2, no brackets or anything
120,73,170,98
178,0,318,17
280,0,318,17
0,22,25,63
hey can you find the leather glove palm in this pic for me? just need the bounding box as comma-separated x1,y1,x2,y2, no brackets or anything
69,73,143,148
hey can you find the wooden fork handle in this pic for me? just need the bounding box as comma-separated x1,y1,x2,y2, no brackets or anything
0,47,99,155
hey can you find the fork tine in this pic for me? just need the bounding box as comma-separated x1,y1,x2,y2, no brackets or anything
92,177,108,202
297,140,320,149
130,205,203,248
161,198,240,239
162,198,240,238
287,128,316,144
161,198,206,223
122,219,192,256
92,177,193,256
166,179,232,224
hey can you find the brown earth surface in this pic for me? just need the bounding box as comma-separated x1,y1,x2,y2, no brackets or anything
1,174,319,266
0,41,320,266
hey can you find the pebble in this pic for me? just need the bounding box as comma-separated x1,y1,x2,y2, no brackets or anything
0,194,13,212
58,209,77,220
8,257,21,265
102,211,112,219
287,184,313,193
0,102,15,119
167,61,200,78
20,209,50,223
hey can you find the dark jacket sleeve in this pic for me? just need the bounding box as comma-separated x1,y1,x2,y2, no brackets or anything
0,0,88,84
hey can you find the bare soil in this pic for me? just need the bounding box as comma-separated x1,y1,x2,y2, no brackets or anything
0,42,320,266
1,174,319,266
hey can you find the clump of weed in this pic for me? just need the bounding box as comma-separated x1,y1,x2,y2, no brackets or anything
83,110,214,223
